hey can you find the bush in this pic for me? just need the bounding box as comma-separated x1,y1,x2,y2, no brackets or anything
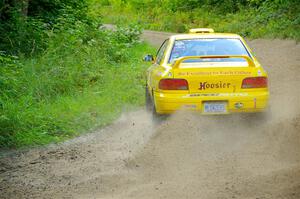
0,19,150,148
0,0,91,56
95,0,300,40
0,0,153,148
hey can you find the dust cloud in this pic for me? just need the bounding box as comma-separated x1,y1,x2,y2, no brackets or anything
0,35,300,198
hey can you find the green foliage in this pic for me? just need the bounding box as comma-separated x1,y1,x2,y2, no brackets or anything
0,0,155,148
102,24,143,63
0,0,91,56
95,0,300,40
0,53,23,99
0,20,154,148
0,15,48,56
27,0,88,20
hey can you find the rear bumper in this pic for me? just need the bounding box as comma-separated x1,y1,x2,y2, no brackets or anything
154,91,269,114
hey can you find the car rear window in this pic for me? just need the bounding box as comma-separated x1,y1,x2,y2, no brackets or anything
169,38,251,64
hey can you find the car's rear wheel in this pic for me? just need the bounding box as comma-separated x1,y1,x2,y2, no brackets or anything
145,85,152,111
152,94,169,123
145,85,166,122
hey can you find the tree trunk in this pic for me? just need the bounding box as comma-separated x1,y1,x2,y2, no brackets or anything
21,0,29,17
12,0,29,17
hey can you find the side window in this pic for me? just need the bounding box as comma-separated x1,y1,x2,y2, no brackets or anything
155,39,169,64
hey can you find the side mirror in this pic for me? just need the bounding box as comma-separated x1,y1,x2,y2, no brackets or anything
143,54,154,62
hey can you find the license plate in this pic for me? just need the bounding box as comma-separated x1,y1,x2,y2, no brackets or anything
203,101,227,114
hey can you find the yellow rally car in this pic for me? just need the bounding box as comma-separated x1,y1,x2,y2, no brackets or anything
144,28,269,115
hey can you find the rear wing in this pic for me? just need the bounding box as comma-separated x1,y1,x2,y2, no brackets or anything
172,55,255,69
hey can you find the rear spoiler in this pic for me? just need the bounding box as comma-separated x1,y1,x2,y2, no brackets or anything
172,55,255,69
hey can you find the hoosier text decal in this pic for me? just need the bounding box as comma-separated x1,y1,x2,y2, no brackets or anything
199,82,231,90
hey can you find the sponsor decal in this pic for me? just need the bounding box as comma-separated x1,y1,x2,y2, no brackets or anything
199,82,231,90
177,71,251,76
220,93,248,97
186,93,248,97
188,93,220,97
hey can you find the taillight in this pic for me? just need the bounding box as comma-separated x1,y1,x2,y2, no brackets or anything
159,79,189,90
242,77,268,88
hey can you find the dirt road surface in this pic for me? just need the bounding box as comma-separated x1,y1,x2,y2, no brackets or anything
1,30,300,199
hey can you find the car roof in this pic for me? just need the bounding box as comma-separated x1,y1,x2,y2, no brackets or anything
170,33,243,40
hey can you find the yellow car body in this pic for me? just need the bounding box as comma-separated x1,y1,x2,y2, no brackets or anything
145,29,269,115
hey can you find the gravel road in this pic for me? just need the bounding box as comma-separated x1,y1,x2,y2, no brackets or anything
1,30,300,199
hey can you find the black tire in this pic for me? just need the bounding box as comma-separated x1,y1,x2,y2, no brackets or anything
152,103,163,123
145,84,168,123
145,85,152,111
151,95,169,123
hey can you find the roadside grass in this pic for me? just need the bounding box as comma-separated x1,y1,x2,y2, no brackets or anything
0,42,156,149
1,0,159,149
